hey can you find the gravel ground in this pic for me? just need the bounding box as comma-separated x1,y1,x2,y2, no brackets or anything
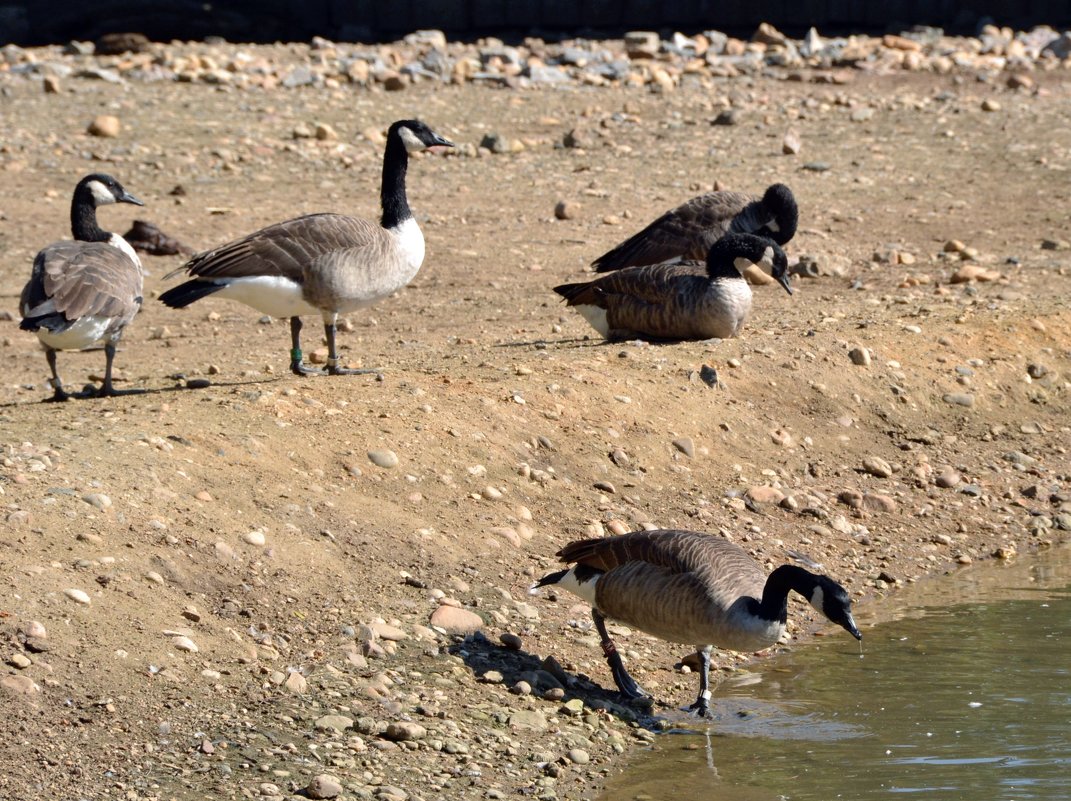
0,30,1069,801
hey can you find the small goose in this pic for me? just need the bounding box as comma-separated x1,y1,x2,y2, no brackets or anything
159,119,454,376
19,173,145,401
535,529,861,716
592,183,798,273
555,233,792,342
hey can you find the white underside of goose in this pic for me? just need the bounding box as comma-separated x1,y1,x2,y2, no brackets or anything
205,218,427,320
208,276,322,319
555,566,600,606
572,304,610,337
35,315,116,350
707,278,753,335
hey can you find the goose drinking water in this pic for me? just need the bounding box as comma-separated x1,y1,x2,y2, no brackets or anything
535,528,861,716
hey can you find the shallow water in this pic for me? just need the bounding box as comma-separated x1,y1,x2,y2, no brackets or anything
598,543,1071,801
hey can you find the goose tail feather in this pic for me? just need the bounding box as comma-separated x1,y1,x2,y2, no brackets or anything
159,280,226,309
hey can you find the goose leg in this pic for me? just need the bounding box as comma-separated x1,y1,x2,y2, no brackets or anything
98,343,145,397
289,317,325,376
323,319,379,376
593,609,648,700
44,348,70,402
686,645,714,718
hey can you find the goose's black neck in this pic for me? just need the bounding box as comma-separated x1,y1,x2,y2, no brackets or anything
755,564,819,623
705,254,746,281
379,133,412,230
70,189,110,243
705,233,761,279
761,186,798,244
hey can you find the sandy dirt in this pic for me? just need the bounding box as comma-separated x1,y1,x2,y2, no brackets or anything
1,58,1070,801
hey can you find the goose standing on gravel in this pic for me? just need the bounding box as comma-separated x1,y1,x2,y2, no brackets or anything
554,233,792,341
159,119,454,376
19,173,145,401
591,183,798,273
534,529,861,716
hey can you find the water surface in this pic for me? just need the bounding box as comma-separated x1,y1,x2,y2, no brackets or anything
599,543,1071,801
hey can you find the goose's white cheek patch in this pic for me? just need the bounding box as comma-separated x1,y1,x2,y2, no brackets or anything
87,180,116,205
399,127,426,153
808,585,825,616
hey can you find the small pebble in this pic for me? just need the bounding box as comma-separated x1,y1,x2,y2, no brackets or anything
243,530,266,546
567,748,590,765
942,392,975,408
672,438,695,458
554,200,580,220
88,114,121,137
172,636,198,653
936,470,961,488
368,449,399,468
65,588,91,605
284,671,307,694
306,774,342,800
384,721,427,741
863,456,893,478
848,347,871,367
82,493,111,510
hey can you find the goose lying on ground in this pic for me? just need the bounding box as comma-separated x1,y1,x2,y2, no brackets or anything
592,183,798,274
159,119,454,376
19,173,145,401
555,233,791,341
535,528,861,716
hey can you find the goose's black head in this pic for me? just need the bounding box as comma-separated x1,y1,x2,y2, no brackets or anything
74,173,144,208
707,233,792,295
808,575,862,641
760,183,798,246
390,119,455,154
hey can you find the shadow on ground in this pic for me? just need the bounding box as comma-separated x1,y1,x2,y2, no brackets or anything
448,631,673,730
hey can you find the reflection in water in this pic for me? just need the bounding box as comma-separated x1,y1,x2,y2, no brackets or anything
599,543,1071,801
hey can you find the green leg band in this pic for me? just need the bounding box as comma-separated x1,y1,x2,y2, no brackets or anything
290,348,303,364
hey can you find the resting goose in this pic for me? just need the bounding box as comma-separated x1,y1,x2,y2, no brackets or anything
592,183,798,273
19,173,145,401
159,119,454,376
535,529,861,717
555,233,792,341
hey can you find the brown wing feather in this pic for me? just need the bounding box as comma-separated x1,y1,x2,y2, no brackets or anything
592,191,754,272
560,529,766,587
599,262,707,305
558,530,694,574
25,241,142,321
169,213,381,281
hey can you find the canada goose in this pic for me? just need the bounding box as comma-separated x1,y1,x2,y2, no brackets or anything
158,119,453,376
19,173,145,401
534,529,861,716
555,233,792,341
592,183,798,273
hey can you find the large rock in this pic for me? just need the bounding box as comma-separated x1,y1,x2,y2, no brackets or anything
429,605,483,634
306,774,342,799
624,31,660,59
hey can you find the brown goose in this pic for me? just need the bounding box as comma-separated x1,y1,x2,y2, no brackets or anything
592,183,798,273
19,174,145,401
555,233,791,341
159,119,454,376
534,529,861,716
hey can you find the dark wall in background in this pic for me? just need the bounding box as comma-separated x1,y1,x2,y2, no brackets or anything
2,0,1068,46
